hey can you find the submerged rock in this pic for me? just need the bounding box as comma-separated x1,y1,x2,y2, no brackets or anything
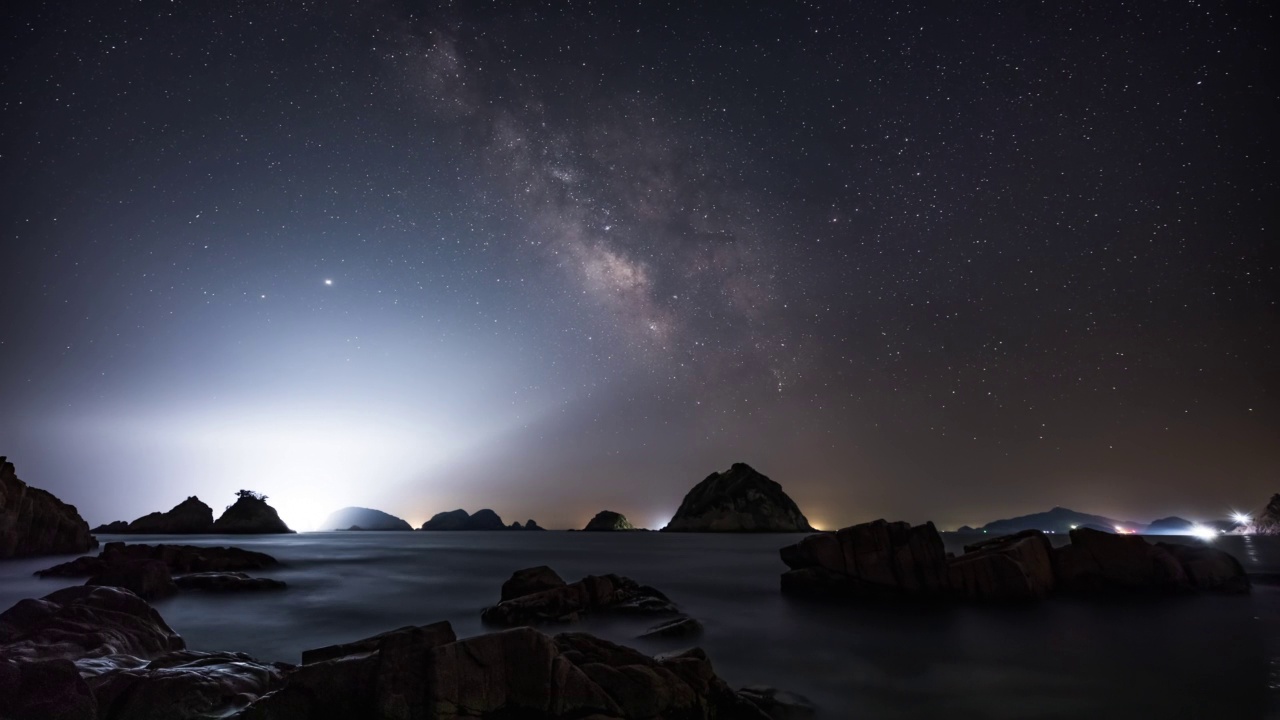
173,572,287,593
37,542,279,577
500,565,567,602
663,462,814,532
637,615,704,640
319,506,412,531
481,568,681,626
583,510,637,531
0,456,96,559
212,492,293,534
86,559,179,601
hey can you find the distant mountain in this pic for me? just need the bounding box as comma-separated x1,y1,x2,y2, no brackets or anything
320,507,412,531
1144,516,1195,535
975,507,1146,535
419,508,541,531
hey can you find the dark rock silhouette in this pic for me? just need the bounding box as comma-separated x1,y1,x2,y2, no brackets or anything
0,456,96,559
738,685,818,720
663,462,814,532
1144,516,1196,535
300,621,456,665
780,520,1249,602
91,521,130,534
583,510,636,531
211,492,293,534
420,508,537,530
482,567,682,627
37,542,278,577
522,519,545,531
100,496,215,535
972,506,1145,535
319,506,412,531
637,616,704,640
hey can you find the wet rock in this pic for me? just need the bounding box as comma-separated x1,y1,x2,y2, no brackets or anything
780,520,951,599
85,650,287,720
481,570,680,627
738,684,818,720
1053,527,1190,594
319,506,412,531
212,492,294,534
638,615,704,640
0,455,97,559
37,541,279,577
1156,542,1250,593
0,585,184,662
300,622,457,665
948,529,1055,601
86,559,179,601
500,565,567,601
663,462,815,532
584,510,637,531
174,572,287,593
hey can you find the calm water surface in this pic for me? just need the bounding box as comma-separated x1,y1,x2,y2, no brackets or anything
2,531,1276,719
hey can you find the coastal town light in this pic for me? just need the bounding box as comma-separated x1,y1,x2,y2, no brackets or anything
1232,512,1251,525
1189,524,1218,540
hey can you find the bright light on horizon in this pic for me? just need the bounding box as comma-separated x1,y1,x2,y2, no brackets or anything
1232,512,1251,525
1189,523,1218,540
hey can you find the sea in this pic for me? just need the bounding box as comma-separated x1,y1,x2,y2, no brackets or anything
1,531,1276,720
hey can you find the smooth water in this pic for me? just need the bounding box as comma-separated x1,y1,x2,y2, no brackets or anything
2,532,1277,719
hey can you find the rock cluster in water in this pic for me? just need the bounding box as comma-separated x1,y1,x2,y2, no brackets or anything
0,584,805,719
0,456,96,559
480,566,692,633
36,542,285,599
420,508,543,531
663,463,814,533
93,491,294,535
318,506,412,531
781,520,1250,601
583,510,637,531
212,492,294,534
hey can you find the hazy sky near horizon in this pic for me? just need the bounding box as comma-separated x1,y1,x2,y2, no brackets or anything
1,1,1275,531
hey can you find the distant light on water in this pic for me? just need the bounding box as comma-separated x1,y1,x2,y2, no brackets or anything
1189,524,1218,540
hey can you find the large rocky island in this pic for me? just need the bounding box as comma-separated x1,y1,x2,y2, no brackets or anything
0,456,96,559
420,508,542,531
319,506,412,531
211,491,294,534
662,463,814,532
92,496,215,534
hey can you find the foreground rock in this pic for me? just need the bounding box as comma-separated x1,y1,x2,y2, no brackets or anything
0,455,97,559
174,572,288,593
663,462,814,532
780,520,1251,602
482,567,682,627
38,541,279,577
87,559,179,600
93,496,215,535
420,507,541,530
584,510,638,531
0,586,285,720
319,506,412,531
243,624,770,720
212,491,294,534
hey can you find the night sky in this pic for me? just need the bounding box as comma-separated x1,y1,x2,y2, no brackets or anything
1,1,1275,531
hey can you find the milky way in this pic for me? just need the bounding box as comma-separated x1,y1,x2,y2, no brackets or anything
0,1,1274,530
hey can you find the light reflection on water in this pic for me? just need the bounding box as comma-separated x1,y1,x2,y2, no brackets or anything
1,531,1276,719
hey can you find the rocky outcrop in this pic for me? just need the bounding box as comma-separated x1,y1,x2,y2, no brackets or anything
91,521,130,534
584,510,637,531
86,559,179,601
0,456,96,559
1244,494,1280,535
420,507,532,530
663,462,814,532
105,496,215,534
780,520,1250,602
84,650,287,720
0,585,184,662
320,506,412,531
481,568,681,627
37,542,279,577
212,493,293,534
522,518,545,530
243,624,770,720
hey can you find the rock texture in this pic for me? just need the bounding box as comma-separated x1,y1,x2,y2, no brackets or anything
212,494,294,534
482,568,682,627
662,462,814,533
584,510,637,531
86,559,179,601
319,506,412,531
242,624,771,720
0,456,96,559
420,508,541,530
780,520,1250,602
173,572,288,593
100,496,215,534
0,585,184,662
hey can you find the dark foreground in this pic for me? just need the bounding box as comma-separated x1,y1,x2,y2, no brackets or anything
1,531,1276,718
